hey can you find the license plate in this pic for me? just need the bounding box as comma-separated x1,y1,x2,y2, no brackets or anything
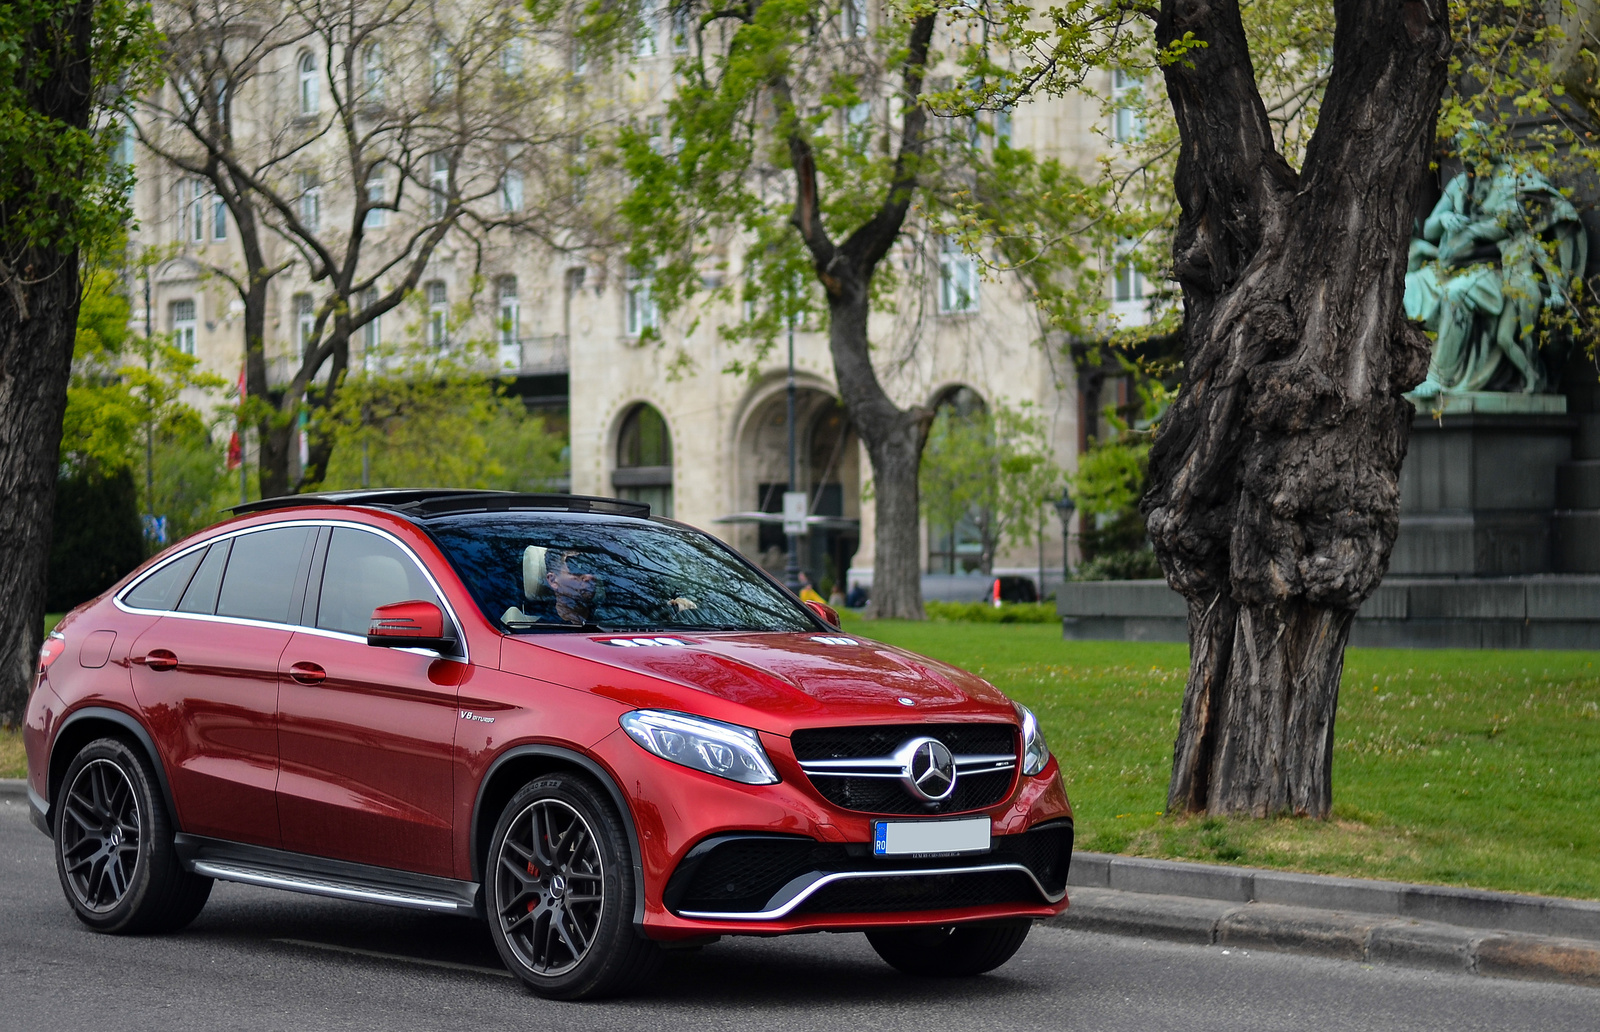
873,817,991,857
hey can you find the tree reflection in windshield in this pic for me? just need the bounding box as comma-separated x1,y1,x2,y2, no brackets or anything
425,514,816,633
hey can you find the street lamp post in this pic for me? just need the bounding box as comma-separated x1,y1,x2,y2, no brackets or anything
1053,487,1076,584
783,311,803,593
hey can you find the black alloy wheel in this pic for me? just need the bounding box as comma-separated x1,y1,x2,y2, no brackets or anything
59,758,141,912
866,918,1033,977
53,737,212,933
485,775,661,999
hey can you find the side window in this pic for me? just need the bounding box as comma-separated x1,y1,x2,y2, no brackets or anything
316,528,441,636
123,549,205,611
216,527,314,624
177,539,231,614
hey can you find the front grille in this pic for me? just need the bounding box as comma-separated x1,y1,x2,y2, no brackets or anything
665,820,1072,917
790,723,1018,815
795,869,1039,914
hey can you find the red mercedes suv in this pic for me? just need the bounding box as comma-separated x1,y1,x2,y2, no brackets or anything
24,491,1072,999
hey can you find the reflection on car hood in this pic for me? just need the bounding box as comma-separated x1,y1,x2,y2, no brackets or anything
498,630,1015,733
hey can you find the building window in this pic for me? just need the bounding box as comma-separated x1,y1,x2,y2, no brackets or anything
430,153,449,218
171,299,197,355
431,37,453,94
212,193,227,240
1111,237,1149,326
365,169,386,228
671,6,690,52
501,168,523,212
298,170,321,231
635,5,658,56
843,0,868,38
360,287,381,354
613,403,673,518
426,280,448,347
298,51,319,115
364,44,385,102
938,239,979,313
994,107,1012,148
625,270,657,336
178,178,206,243
295,293,315,358
502,37,524,77
1111,69,1142,144
845,101,872,151
498,276,520,348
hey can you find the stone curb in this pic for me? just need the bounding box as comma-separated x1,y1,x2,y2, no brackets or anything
1068,851,1600,943
1049,887,1600,988
0,779,26,801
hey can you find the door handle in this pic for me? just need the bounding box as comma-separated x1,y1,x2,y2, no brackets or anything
289,661,326,686
134,649,178,672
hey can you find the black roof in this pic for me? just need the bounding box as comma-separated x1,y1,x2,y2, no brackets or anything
229,489,652,520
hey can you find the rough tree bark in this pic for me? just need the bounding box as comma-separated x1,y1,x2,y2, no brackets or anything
0,0,96,725
786,14,938,620
1141,0,1449,816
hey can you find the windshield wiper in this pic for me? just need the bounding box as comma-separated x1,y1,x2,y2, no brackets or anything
505,621,611,634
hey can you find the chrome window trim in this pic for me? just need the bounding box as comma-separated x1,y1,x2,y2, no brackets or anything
676,861,1064,921
113,519,469,663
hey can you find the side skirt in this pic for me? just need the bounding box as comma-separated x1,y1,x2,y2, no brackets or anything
173,835,481,916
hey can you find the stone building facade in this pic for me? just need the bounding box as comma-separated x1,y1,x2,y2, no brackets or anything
126,14,1142,596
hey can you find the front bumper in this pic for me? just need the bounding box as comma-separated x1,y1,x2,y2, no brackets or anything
588,728,1074,940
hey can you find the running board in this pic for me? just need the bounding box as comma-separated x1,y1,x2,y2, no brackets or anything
173,835,479,915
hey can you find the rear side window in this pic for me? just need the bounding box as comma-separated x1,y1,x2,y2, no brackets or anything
177,540,231,614
216,527,314,624
123,549,205,611
316,528,441,636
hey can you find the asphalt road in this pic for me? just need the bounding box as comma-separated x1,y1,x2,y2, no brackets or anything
3,796,1595,1032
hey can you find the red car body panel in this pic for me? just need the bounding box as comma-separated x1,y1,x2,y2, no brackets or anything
27,501,1074,940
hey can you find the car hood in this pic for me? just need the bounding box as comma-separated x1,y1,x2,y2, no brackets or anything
498,630,1016,735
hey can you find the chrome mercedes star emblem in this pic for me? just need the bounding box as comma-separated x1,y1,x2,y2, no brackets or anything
895,736,957,802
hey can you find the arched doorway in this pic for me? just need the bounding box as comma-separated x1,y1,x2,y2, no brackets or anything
925,385,988,574
612,403,673,517
732,388,859,595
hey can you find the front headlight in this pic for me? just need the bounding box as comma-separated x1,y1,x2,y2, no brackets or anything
1015,702,1051,776
620,710,779,785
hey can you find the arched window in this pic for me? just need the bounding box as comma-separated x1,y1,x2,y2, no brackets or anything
364,44,385,101
613,403,673,517
298,51,319,115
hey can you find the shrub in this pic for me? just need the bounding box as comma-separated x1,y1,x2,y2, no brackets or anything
924,600,1058,623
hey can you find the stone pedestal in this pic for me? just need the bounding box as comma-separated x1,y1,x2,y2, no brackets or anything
1555,414,1600,573
1391,396,1575,576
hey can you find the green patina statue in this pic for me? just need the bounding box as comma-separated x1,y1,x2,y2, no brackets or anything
1403,147,1587,401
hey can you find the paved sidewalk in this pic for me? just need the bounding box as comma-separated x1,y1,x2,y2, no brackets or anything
1053,851,1600,988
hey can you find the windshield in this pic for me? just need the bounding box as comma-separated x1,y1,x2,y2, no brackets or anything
425,513,818,634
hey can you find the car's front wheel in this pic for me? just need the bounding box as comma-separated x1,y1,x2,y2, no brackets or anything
484,774,661,1000
866,918,1033,977
54,737,212,934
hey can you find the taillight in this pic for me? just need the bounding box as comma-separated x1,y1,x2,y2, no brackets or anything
38,632,66,675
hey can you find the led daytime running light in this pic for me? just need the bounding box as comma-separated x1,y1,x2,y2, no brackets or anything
1016,702,1051,776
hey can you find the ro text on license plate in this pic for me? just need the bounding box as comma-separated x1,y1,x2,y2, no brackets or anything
873,816,991,856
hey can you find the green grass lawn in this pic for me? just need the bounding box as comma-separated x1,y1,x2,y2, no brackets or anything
843,616,1600,901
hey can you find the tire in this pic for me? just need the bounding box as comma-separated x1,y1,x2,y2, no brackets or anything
866,918,1033,977
53,737,213,934
484,774,661,1000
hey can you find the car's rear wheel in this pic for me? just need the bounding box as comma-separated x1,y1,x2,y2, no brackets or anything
485,774,661,1000
866,918,1032,976
54,737,212,934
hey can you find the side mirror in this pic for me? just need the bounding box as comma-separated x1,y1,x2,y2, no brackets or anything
368,600,456,652
804,599,841,629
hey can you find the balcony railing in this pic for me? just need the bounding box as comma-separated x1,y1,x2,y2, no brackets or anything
495,334,569,376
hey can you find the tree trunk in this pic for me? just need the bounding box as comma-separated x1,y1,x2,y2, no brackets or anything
1143,0,1449,817
0,256,81,724
827,284,928,620
0,0,96,724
